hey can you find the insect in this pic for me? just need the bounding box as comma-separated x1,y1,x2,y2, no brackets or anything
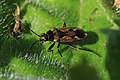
30,22,98,57
12,0,29,34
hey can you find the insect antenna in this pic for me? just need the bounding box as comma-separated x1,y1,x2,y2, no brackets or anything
29,28,41,37
28,27,41,50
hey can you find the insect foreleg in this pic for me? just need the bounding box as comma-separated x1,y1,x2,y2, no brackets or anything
57,43,62,57
48,42,55,53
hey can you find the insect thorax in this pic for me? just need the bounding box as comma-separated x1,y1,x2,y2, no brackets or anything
40,30,54,41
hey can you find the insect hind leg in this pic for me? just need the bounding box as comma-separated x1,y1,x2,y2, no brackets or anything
67,43,100,57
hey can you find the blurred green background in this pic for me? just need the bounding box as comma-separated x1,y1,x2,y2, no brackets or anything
0,0,120,80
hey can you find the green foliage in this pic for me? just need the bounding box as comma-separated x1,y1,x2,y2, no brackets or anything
0,0,120,80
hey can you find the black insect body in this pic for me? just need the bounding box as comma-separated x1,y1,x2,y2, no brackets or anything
39,27,87,43
30,22,98,57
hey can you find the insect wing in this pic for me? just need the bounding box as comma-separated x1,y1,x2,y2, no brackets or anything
53,27,87,42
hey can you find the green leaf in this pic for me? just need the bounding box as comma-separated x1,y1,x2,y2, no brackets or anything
0,0,120,80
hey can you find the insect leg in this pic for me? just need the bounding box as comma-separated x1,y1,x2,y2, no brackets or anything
57,43,62,57
48,42,55,53
67,43,100,57
62,22,66,27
